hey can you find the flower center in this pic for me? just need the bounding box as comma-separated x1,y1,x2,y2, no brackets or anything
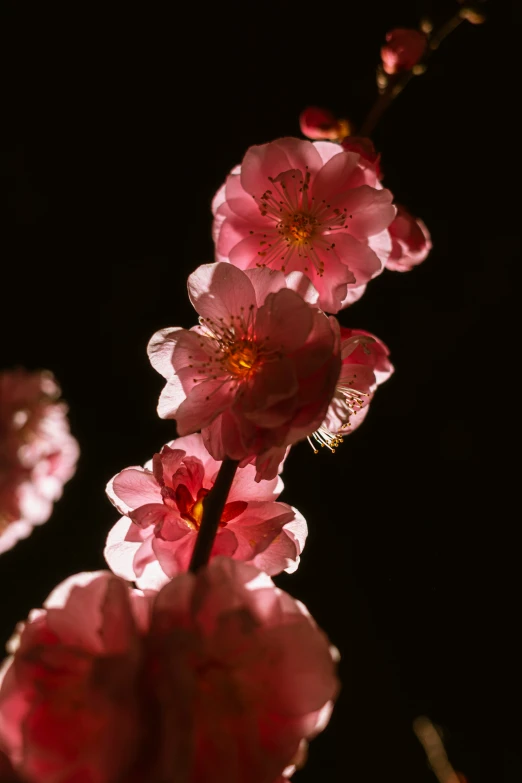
282,212,317,244
224,340,259,378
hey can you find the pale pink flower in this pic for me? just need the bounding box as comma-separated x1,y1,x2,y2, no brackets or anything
212,137,396,313
0,370,79,555
385,205,432,272
381,28,427,75
0,560,339,783
148,263,341,481
309,327,393,452
104,432,307,588
299,106,351,142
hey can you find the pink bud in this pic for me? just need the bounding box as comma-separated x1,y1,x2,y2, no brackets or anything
299,106,351,141
380,28,427,75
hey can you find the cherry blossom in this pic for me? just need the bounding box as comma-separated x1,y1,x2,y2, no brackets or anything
309,327,393,453
148,263,340,480
0,560,339,783
104,433,307,588
0,370,79,555
212,137,395,312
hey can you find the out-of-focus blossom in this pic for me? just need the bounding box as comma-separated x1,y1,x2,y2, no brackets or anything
104,432,307,588
0,370,79,555
212,137,395,313
309,327,393,452
341,136,383,180
148,263,341,481
385,205,432,272
0,749,19,781
381,28,427,75
0,560,339,783
299,106,351,142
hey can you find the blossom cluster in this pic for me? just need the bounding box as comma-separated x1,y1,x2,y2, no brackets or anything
0,18,441,781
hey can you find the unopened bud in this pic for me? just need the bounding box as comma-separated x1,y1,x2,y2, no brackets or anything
299,106,352,142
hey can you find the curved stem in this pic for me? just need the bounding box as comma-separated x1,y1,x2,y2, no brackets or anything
358,11,465,138
189,457,239,573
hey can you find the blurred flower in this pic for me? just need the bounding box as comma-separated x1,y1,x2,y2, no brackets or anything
212,137,395,313
148,263,341,481
385,204,432,272
104,433,307,587
299,106,351,142
0,560,339,783
381,28,427,75
0,370,79,554
310,327,393,451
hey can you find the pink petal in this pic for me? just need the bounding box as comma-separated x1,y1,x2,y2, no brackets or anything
240,138,323,196
251,530,300,575
227,462,282,503
109,468,162,513
255,289,313,352
244,267,287,306
312,149,361,202
175,378,235,436
157,447,186,486
239,360,298,425
104,517,144,583
227,229,280,271
147,327,183,379
338,283,367,309
170,433,219,469
129,503,171,529
170,455,205,497
303,253,355,314
188,262,256,322
157,375,186,420
342,186,395,238
329,233,383,287
284,272,320,305
313,140,347,165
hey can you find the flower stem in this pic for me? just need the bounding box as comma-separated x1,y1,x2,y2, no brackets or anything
189,457,239,573
358,11,465,138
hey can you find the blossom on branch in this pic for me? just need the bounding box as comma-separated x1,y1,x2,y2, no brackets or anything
0,370,79,555
385,204,432,272
0,560,339,783
381,28,427,75
212,137,395,313
104,433,307,588
299,106,351,142
148,263,341,480
309,327,393,452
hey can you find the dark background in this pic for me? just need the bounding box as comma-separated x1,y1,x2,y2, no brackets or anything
1,1,519,781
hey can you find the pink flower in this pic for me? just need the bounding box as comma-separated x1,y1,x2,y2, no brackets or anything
104,432,307,588
299,106,351,142
212,137,396,313
0,560,339,783
0,370,79,555
385,205,432,272
309,327,393,452
381,28,427,75
148,263,341,481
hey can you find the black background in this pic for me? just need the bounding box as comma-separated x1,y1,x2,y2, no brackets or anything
1,1,520,781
